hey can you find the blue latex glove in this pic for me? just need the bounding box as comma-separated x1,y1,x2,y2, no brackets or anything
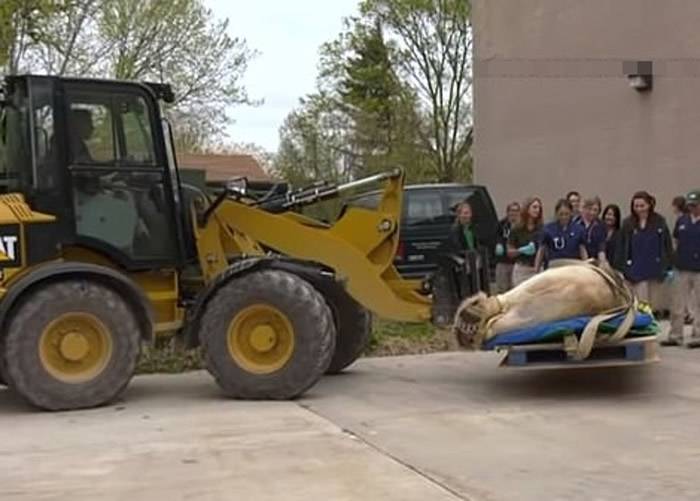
665,269,675,282
518,242,536,256
495,243,505,257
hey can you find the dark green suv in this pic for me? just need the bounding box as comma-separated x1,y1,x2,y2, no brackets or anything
348,184,499,279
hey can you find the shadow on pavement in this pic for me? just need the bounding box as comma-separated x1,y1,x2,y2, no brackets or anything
0,372,223,414
477,365,661,401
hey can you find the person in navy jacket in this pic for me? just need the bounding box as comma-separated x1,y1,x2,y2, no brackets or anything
602,204,622,265
494,201,521,292
668,190,700,347
535,199,587,271
579,196,607,262
613,191,673,308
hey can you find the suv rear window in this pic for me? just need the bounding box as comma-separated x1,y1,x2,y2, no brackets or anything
404,191,444,225
445,188,491,222
346,186,493,234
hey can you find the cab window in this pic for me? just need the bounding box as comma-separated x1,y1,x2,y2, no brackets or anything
120,97,155,165
66,88,178,266
69,102,115,164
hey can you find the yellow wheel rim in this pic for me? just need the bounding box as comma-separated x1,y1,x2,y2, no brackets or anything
39,313,113,383
227,304,295,374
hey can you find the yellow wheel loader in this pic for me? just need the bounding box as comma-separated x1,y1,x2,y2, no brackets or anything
0,75,435,410
0,76,654,411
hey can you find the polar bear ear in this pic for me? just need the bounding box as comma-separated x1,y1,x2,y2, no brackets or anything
456,291,488,316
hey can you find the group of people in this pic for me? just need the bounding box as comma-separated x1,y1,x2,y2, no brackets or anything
450,189,700,348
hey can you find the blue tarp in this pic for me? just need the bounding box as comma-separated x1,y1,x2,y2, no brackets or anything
483,312,655,350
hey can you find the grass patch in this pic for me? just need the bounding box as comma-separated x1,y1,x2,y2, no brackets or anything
365,319,458,357
137,340,203,375
135,320,458,375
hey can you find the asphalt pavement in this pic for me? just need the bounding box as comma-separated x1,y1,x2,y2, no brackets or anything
1,345,699,500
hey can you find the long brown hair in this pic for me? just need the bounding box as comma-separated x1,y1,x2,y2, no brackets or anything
672,195,687,214
629,190,656,225
520,197,543,230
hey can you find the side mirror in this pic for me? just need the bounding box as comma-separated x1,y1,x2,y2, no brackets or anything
226,177,249,197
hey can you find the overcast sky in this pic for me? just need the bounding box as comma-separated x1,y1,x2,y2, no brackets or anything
205,0,359,152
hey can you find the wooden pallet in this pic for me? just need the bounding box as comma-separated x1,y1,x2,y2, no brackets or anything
497,336,659,369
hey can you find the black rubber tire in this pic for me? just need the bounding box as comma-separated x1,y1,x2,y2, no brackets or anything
325,294,372,374
0,334,7,386
0,348,7,386
3,280,141,411
199,270,335,399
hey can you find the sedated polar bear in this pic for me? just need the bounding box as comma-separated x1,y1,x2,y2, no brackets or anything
453,261,634,351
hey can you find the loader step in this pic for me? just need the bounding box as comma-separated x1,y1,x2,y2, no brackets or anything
497,336,659,369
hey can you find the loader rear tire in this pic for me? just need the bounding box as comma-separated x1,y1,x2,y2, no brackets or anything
326,296,372,374
3,280,141,411
0,336,8,386
0,357,7,386
200,270,335,399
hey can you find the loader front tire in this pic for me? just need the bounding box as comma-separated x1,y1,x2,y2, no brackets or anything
200,270,335,399
326,296,372,374
3,280,141,411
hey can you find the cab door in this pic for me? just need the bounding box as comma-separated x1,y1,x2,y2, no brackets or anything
62,81,184,270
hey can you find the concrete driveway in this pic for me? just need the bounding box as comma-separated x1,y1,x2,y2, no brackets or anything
1,347,699,500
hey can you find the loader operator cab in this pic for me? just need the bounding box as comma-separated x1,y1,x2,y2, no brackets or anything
0,75,186,270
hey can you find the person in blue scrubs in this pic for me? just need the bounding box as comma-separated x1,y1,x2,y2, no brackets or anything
579,196,607,262
668,190,700,347
613,191,673,308
566,191,582,223
535,199,587,271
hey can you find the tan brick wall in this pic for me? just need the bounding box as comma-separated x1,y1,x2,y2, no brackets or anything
472,0,700,221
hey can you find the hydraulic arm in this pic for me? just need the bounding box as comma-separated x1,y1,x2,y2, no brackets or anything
195,169,432,323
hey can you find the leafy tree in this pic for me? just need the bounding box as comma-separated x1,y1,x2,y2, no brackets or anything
4,0,257,151
310,16,430,182
276,11,442,191
274,94,350,186
102,0,257,146
27,0,103,76
337,18,431,181
338,20,398,165
273,94,353,222
0,0,65,73
361,0,473,181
